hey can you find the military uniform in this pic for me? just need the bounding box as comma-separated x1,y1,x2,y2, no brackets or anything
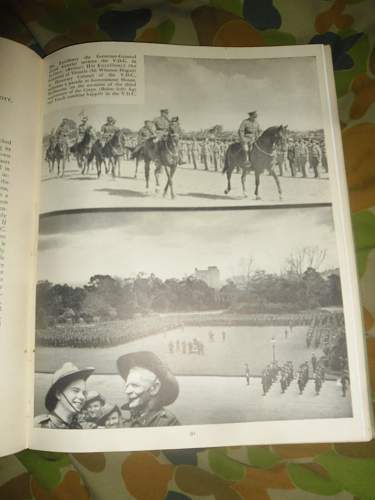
101,119,119,141
123,407,179,428
308,141,321,178
153,114,170,139
138,122,156,143
34,413,83,429
78,119,89,140
238,118,261,150
55,120,70,143
169,119,182,137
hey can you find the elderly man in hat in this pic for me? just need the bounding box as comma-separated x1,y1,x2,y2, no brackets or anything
34,362,94,429
238,111,261,162
117,351,180,427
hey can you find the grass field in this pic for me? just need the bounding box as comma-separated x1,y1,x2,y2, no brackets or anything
35,324,320,376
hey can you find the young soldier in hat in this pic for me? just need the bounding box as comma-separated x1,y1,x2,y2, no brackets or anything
238,111,261,162
117,351,180,427
34,362,94,429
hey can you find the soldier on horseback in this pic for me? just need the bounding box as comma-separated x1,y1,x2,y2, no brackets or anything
153,108,170,140
77,114,89,141
55,118,71,142
132,120,156,158
101,116,119,141
238,111,261,162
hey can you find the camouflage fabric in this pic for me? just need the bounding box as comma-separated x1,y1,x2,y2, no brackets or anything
1,1,375,499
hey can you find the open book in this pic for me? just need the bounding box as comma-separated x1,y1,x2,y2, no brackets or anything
0,37,372,457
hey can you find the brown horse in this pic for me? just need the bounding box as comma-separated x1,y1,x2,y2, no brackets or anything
70,127,96,174
133,138,162,192
136,132,180,198
104,129,129,178
54,137,70,177
223,125,288,200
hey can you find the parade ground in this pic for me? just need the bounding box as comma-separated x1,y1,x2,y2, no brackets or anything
40,159,330,212
34,324,352,423
35,325,319,376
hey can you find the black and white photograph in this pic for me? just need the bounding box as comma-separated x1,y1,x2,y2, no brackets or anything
34,207,352,430
41,54,331,213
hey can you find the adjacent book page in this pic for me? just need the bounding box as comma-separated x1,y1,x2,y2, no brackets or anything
0,38,43,456
30,42,372,452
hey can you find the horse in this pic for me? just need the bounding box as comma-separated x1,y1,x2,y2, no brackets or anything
45,140,56,174
70,126,96,175
156,132,180,199
104,129,129,178
222,125,288,200
54,137,69,177
133,138,163,192
89,136,108,178
136,132,180,198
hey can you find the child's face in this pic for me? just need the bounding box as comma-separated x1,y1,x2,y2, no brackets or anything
105,412,120,428
87,400,102,418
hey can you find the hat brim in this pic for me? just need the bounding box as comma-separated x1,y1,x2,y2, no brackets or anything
45,367,94,412
117,351,179,407
97,404,121,426
83,394,105,409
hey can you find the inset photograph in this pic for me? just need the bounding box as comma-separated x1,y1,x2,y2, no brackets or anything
40,55,331,213
34,207,352,429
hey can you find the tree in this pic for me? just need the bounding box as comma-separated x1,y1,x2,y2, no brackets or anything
284,246,327,277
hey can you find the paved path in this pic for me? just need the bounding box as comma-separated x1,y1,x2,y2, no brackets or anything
40,159,330,213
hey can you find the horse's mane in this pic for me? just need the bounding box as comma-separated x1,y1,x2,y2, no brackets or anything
260,126,281,138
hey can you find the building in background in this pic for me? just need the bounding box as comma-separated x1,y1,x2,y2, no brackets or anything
194,266,221,289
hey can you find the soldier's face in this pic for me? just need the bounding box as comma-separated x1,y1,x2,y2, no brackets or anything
105,411,120,428
57,379,87,413
124,367,159,410
87,400,102,418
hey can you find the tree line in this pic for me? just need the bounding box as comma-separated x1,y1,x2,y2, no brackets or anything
36,267,342,329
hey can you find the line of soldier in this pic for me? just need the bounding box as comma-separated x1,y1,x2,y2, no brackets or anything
168,337,205,356
34,351,180,429
46,110,327,178
261,361,281,395
36,318,184,348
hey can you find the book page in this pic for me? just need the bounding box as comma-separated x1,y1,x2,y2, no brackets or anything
0,38,43,456
30,42,372,452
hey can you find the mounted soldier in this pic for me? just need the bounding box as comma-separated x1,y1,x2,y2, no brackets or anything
101,116,119,142
132,120,156,158
153,108,170,140
238,111,261,162
77,114,89,141
55,118,71,143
